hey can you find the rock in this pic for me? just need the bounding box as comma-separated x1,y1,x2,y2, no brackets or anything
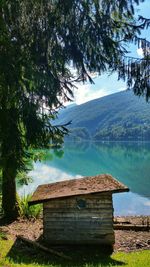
147,239,150,245
136,242,145,249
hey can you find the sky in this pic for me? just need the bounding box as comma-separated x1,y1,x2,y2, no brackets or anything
71,0,150,105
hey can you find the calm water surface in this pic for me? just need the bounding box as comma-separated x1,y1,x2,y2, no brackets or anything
19,142,150,216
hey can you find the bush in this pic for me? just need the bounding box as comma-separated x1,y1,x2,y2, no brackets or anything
19,194,42,219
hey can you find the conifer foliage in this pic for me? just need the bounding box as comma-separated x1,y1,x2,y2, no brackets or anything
0,0,148,219
119,35,150,100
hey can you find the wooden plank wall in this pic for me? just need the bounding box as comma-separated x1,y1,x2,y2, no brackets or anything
43,193,114,245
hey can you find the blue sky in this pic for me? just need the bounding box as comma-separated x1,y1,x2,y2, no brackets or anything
72,0,150,105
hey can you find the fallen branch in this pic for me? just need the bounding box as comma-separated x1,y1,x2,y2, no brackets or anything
17,235,71,260
114,224,150,231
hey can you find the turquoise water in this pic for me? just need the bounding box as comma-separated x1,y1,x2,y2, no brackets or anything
19,141,150,216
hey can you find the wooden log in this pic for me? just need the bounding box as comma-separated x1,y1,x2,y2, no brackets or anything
85,193,112,199
44,217,113,222
44,222,113,228
44,194,112,208
44,200,112,208
43,193,112,202
44,215,113,221
44,205,113,210
44,239,114,245
17,235,71,260
44,228,113,233
44,214,113,220
44,233,114,245
42,193,114,246
44,209,113,216
44,214,113,219
114,224,150,231
44,220,113,227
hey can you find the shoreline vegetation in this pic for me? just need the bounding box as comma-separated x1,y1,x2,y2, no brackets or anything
65,128,150,142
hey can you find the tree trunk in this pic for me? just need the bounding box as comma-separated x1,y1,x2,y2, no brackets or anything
2,164,20,221
1,107,21,221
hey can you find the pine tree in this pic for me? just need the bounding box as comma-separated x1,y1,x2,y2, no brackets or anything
0,0,148,220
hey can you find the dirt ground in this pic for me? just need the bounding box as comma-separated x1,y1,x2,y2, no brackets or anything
0,216,150,252
114,216,150,252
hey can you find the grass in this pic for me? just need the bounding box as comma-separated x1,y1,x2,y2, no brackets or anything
0,237,150,267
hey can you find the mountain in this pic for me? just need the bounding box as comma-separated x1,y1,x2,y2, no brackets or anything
57,91,150,141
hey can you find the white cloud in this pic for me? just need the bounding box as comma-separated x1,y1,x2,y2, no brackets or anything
113,192,150,216
144,201,150,207
137,48,143,57
64,72,126,106
73,81,126,105
73,83,107,105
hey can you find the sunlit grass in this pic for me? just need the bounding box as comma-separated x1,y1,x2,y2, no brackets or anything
112,250,150,267
0,237,150,267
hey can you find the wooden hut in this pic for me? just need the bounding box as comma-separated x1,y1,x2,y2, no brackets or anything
29,174,129,245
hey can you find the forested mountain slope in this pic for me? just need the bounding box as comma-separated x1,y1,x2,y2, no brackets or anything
57,91,150,140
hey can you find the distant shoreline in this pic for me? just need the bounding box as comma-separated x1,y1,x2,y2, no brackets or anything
64,139,150,143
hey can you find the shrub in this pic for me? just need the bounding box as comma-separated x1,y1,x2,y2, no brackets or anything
19,194,42,219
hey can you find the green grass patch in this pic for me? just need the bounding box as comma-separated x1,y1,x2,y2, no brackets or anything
0,230,7,240
0,238,150,267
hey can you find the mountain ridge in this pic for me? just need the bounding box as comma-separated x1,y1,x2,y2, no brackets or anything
57,90,150,140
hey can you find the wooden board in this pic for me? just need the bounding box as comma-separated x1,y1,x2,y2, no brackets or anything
43,193,114,245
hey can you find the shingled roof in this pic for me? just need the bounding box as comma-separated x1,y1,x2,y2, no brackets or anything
29,174,129,205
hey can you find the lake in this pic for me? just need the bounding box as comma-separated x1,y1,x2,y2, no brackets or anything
19,141,150,216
